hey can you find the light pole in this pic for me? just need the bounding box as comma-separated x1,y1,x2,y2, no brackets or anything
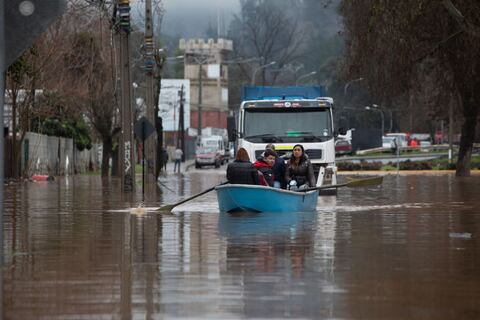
251,61,276,85
188,54,210,141
344,77,364,97
365,104,385,135
295,71,317,85
223,56,262,64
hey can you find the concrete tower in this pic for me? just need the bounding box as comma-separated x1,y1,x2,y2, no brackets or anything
179,38,233,134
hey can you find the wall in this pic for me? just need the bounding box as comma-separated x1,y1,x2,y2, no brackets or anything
19,132,101,176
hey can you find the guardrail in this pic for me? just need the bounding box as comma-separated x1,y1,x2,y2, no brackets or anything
355,144,459,156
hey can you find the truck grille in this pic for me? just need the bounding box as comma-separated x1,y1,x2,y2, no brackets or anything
305,149,322,159
254,149,322,160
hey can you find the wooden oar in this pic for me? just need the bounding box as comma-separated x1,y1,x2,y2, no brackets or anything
157,181,228,212
302,176,383,192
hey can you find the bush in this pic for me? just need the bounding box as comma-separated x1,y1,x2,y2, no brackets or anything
338,156,480,171
338,160,382,171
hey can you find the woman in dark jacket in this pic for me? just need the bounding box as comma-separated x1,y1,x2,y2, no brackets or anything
226,148,259,185
285,144,316,190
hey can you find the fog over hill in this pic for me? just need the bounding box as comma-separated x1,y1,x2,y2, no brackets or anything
160,0,239,38
132,0,341,39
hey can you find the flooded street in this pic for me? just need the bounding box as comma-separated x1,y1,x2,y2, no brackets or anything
3,170,480,319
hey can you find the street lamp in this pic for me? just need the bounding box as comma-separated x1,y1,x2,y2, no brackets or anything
365,104,385,135
344,77,364,97
251,61,276,85
223,56,262,64
295,71,317,85
165,55,184,62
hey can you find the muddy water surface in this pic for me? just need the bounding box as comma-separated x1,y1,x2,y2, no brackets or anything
3,172,480,319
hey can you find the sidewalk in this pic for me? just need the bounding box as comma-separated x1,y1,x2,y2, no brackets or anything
163,159,195,174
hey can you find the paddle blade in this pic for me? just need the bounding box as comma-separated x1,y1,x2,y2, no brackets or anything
157,204,177,212
346,176,383,187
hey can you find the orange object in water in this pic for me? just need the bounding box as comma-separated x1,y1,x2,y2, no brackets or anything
32,175,54,182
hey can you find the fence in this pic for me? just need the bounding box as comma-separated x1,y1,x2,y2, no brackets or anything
4,132,101,178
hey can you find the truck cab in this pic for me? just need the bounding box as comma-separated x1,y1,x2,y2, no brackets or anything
228,86,338,187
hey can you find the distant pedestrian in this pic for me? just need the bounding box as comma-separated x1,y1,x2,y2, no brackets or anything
410,139,418,147
174,147,183,173
162,148,168,171
391,137,398,155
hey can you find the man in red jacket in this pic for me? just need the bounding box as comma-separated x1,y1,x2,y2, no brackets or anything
253,149,276,187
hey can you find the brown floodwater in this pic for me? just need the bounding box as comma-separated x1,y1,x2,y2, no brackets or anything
2,170,480,319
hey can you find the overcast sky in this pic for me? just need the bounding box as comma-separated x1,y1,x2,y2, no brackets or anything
160,0,239,38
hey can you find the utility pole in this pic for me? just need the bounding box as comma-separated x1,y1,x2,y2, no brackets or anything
144,0,156,182
1,3,6,292
178,85,185,161
153,50,165,178
118,0,135,191
197,59,203,141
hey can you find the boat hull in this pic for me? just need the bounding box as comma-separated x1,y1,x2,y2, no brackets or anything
215,184,319,213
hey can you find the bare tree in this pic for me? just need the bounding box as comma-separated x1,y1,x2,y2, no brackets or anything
229,0,307,85
54,1,118,177
340,0,480,176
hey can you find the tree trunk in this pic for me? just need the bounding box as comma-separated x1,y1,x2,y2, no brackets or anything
101,136,113,177
12,95,19,179
455,103,479,177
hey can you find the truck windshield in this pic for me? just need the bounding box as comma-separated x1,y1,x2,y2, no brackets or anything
243,107,332,142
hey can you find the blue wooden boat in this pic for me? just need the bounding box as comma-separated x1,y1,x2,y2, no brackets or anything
215,184,319,213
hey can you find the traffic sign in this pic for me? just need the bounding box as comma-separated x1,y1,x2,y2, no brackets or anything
134,116,155,141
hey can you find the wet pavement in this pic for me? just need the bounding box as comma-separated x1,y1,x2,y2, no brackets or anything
3,168,480,319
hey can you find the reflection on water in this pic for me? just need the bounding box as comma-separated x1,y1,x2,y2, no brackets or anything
3,173,480,319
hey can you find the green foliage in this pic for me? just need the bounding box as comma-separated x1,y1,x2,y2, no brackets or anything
40,117,92,151
380,164,397,171
34,91,92,151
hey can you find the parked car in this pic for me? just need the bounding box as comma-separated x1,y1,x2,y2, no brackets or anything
199,135,227,164
382,136,397,149
386,133,408,147
419,140,432,152
195,146,222,169
335,139,353,156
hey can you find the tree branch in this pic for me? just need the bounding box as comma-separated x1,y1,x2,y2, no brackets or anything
442,0,480,38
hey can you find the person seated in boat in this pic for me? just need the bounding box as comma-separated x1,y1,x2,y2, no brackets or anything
285,144,316,191
226,147,259,185
265,143,286,189
254,149,276,187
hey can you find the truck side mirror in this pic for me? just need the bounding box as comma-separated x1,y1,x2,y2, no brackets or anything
227,116,237,142
338,127,347,136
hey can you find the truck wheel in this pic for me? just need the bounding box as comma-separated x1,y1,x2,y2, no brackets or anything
215,161,220,168
195,162,201,169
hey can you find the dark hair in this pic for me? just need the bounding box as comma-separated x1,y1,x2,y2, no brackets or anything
289,144,306,164
236,147,251,162
264,149,277,158
265,143,275,151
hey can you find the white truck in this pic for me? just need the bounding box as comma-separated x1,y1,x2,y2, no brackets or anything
227,86,342,188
